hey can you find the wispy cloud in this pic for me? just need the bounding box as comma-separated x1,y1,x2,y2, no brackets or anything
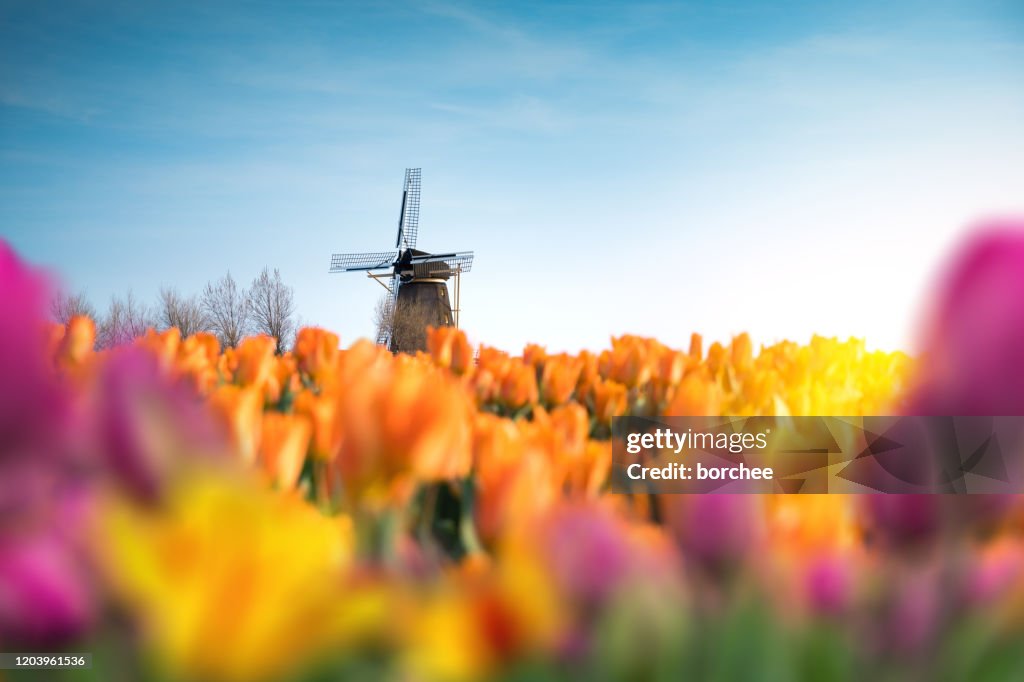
429,96,572,134
0,86,104,122
418,1,592,80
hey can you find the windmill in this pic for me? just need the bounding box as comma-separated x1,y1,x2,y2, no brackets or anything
329,168,474,352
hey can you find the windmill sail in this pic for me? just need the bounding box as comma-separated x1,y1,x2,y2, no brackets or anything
395,168,421,251
329,251,400,272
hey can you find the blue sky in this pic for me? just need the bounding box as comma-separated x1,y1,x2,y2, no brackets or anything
2,1,1022,353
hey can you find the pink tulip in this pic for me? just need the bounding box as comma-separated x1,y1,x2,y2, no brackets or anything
663,494,761,573
909,221,1024,416
0,240,68,463
872,223,1024,547
861,494,941,548
96,349,225,501
804,553,852,617
0,531,93,645
537,504,634,605
883,567,941,655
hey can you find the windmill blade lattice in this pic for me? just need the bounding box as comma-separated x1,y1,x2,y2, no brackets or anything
330,251,399,272
395,168,421,250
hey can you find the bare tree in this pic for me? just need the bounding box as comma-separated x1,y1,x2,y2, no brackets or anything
157,286,208,337
202,271,249,349
51,290,97,325
373,295,436,354
373,296,392,345
97,291,155,349
247,267,296,353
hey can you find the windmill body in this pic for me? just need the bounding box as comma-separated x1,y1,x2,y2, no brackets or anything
330,168,474,352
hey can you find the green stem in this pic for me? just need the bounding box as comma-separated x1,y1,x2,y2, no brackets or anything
417,483,440,547
459,477,484,556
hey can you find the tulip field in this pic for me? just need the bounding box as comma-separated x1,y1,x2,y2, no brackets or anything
4,235,1024,682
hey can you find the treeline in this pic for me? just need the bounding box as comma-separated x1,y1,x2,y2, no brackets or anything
51,268,298,353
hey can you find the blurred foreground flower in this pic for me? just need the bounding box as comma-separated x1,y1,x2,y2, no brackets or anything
662,494,765,574
0,242,92,644
94,467,359,682
0,529,94,645
910,221,1024,416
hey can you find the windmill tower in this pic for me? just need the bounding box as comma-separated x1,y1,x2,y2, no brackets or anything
330,168,474,352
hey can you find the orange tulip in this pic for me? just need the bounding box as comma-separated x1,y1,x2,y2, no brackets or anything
689,332,703,361
574,350,599,397
57,315,96,367
590,379,628,425
529,404,599,496
177,332,220,394
259,411,312,490
473,346,512,403
426,326,475,376
336,359,472,509
471,366,499,406
293,327,340,383
263,353,299,405
209,385,263,465
218,347,238,381
656,349,688,387
293,389,343,462
498,360,538,411
335,338,393,389
731,332,754,373
522,343,547,369
539,356,581,407
600,336,655,388
664,373,722,416
706,340,727,375
473,414,557,544
537,404,589,467
138,327,181,374
233,335,276,389
579,440,611,496
540,405,609,496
